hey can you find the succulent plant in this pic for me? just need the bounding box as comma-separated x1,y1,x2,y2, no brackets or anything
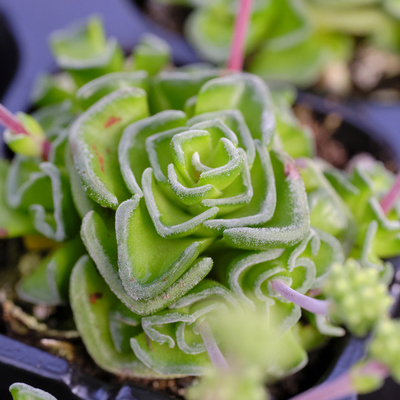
1,13,400,400
368,319,400,382
149,0,400,88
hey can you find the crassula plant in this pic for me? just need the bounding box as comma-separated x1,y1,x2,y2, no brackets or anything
144,0,400,91
1,8,400,400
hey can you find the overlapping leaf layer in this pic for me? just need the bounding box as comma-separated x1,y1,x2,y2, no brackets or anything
2,17,400,381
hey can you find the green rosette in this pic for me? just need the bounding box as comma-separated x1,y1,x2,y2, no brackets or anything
69,72,311,317
325,157,400,257
212,227,343,334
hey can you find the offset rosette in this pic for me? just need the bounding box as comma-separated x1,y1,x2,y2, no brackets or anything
324,157,400,257
212,227,343,335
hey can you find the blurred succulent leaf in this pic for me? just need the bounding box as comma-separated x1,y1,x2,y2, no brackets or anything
132,34,171,76
4,113,46,157
368,319,400,382
76,71,149,110
17,236,85,305
0,159,34,238
186,0,276,63
6,155,53,211
149,67,220,114
272,91,315,158
32,101,77,141
31,73,77,107
325,158,400,257
50,16,124,86
10,383,57,400
29,162,80,242
186,367,269,400
248,32,352,87
299,158,357,250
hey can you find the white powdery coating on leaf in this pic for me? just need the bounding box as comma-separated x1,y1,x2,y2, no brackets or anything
142,168,218,238
70,88,147,209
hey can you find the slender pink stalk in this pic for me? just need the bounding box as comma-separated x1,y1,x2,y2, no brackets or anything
290,361,388,400
0,104,28,134
199,320,230,370
271,280,329,315
227,0,254,71
380,173,400,215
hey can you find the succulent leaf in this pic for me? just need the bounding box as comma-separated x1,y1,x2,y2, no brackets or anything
368,319,400,382
10,383,57,400
325,158,400,257
4,113,46,157
50,16,124,86
131,34,171,76
195,73,276,146
0,159,34,238
223,151,309,249
70,255,158,377
116,196,214,299
150,68,220,113
76,71,149,110
70,88,150,209
81,209,213,315
17,236,85,305
29,162,80,242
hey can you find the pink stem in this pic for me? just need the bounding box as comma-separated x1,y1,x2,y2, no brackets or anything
199,320,230,370
0,104,28,134
271,280,329,315
290,361,388,400
227,0,254,71
380,173,400,215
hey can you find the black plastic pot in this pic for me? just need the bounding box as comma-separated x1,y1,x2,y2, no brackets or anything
0,2,400,400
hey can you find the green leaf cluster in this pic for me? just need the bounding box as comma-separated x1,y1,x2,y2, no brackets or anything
1,17,400,394
154,0,400,86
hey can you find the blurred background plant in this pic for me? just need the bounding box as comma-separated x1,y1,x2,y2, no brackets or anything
135,0,400,98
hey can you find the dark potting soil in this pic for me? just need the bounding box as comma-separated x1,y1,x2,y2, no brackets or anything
0,104,395,399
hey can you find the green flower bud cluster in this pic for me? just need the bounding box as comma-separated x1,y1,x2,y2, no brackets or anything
323,260,393,336
368,319,400,382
